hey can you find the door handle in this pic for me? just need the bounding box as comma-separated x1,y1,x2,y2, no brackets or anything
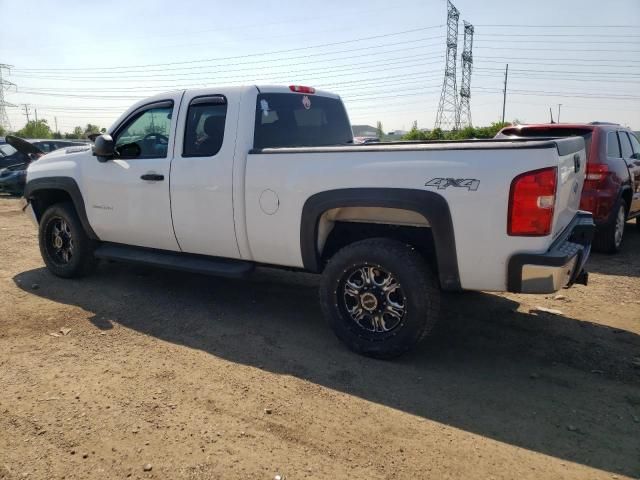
140,173,164,181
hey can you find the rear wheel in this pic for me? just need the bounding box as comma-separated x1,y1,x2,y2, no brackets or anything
593,200,627,254
319,238,440,359
39,202,96,278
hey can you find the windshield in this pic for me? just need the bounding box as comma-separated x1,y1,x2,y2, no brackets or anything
254,93,353,149
0,144,17,157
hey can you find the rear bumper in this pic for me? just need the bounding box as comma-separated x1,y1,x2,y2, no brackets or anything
507,212,595,294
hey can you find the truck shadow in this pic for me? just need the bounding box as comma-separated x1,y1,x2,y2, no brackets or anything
585,222,640,278
13,265,640,477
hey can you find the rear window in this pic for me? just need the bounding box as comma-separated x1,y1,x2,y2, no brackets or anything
500,127,593,159
254,93,352,149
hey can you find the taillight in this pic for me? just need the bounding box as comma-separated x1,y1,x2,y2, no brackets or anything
289,85,315,94
584,163,609,189
508,167,557,236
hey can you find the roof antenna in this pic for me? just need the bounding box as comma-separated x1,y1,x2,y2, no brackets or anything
549,107,555,124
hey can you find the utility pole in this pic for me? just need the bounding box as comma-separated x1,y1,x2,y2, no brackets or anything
34,109,38,123
54,116,58,133
0,63,17,132
501,64,509,124
434,0,460,131
549,107,555,124
22,103,31,123
557,104,562,123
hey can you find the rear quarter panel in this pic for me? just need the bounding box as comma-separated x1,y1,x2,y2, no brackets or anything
245,144,570,291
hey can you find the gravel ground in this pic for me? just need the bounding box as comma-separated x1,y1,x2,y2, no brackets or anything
0,196,638,480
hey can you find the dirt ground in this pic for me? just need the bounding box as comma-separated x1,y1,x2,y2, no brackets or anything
0,196,638,480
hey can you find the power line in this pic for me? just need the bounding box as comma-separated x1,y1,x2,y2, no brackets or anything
12,25,445,73
474,24,639,28
12,49,445,82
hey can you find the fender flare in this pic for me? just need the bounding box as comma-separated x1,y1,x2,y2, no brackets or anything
300,188,461,291
23,176,99,240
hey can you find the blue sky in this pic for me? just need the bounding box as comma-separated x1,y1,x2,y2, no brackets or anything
1,0,639,133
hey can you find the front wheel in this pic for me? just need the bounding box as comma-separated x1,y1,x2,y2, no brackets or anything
39,202,96,278
319,238,441,359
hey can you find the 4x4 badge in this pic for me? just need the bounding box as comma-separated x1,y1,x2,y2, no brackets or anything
425,178,480,191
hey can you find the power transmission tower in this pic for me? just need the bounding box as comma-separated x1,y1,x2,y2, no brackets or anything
0,64,17,132
434,0,460,131
456,21,474,129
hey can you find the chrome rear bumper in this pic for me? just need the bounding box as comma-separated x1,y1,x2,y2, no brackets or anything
507,212,594,294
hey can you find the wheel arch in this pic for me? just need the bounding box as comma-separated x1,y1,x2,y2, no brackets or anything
300,188,461,291
24,177,99,240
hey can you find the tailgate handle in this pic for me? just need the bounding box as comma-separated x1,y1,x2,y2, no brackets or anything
141,173,164,181
573,154,581,173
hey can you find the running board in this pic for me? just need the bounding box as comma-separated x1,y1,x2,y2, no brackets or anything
94,243,255,278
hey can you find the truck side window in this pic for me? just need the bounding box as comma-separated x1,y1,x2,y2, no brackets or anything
183,96,227,157
606,132,621,158
114,105,173,159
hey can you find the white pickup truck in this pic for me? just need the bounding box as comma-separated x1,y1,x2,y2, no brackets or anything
23,85,594,358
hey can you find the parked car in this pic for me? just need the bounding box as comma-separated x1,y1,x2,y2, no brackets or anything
23,85,593,358
496,123,640,252
0,137,90,196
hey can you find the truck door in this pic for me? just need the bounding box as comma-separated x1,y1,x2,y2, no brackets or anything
82,96,181,251
621,131,640,215
169,92,240,258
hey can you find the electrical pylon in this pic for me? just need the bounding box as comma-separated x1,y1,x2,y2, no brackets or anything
434,0,460,131
456,21,474,129
0,64,16,132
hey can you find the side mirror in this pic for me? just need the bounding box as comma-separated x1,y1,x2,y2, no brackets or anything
93,134,115,162
631,152,640,160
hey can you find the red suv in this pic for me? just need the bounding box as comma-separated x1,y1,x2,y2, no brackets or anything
497,123,640,252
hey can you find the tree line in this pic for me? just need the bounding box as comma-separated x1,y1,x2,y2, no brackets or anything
0,121,106,140
401,121,511,141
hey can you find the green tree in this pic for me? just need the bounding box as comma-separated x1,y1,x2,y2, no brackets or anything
84,123,102,137
0,125,6,136
64,126,84,139
402,122,510,141
376,121,384,139
15,119,52,139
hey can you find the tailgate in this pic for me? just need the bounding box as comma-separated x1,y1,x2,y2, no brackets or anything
552,136,587,239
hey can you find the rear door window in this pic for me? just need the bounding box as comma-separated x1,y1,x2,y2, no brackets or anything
607,132,621,158
254,93,352,149
619,132,633,159
183,96,227,157
627,132,640,154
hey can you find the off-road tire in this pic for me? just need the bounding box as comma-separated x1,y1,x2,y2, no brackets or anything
593,199,627,254
39,202,96,278
319,238,441,359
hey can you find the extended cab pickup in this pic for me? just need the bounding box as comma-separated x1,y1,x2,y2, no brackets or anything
23,85,594,358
